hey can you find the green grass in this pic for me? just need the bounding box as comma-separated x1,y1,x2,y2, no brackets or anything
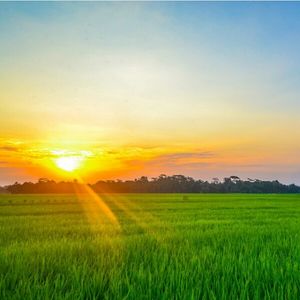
1,194,300,299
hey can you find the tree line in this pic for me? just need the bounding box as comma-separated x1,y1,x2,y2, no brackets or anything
3,175,300,194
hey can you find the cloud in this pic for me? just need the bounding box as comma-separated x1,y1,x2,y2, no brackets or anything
123,150,215,172
0,143,45,159
150,151,215,166
0,145,19,152
157,151,215,161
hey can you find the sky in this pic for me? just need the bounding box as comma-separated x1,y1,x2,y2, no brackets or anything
1,2,300,185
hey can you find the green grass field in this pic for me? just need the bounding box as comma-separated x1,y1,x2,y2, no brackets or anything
1,194,300,299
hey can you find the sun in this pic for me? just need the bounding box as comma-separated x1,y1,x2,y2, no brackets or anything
55,156,82,172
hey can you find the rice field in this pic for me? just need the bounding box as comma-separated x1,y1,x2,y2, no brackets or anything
1,193,300,299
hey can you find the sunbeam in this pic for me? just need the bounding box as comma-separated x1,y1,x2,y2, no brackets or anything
73,179,120,229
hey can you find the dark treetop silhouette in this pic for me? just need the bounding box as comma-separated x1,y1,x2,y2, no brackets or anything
3,175,300,194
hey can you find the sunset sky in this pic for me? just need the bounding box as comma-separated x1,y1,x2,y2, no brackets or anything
1,2,300,185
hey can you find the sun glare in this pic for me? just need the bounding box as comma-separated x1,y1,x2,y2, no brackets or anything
55,156,82,172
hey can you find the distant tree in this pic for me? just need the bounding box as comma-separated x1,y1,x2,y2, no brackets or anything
229,176,241,183
5,175,300,194
0,186,9,194
212,177,220,184
139,176,148,183
38,178,50,183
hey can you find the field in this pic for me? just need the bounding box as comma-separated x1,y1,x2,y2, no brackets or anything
1,194,300,299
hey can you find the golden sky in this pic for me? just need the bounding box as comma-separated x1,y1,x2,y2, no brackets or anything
1,2,300,184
